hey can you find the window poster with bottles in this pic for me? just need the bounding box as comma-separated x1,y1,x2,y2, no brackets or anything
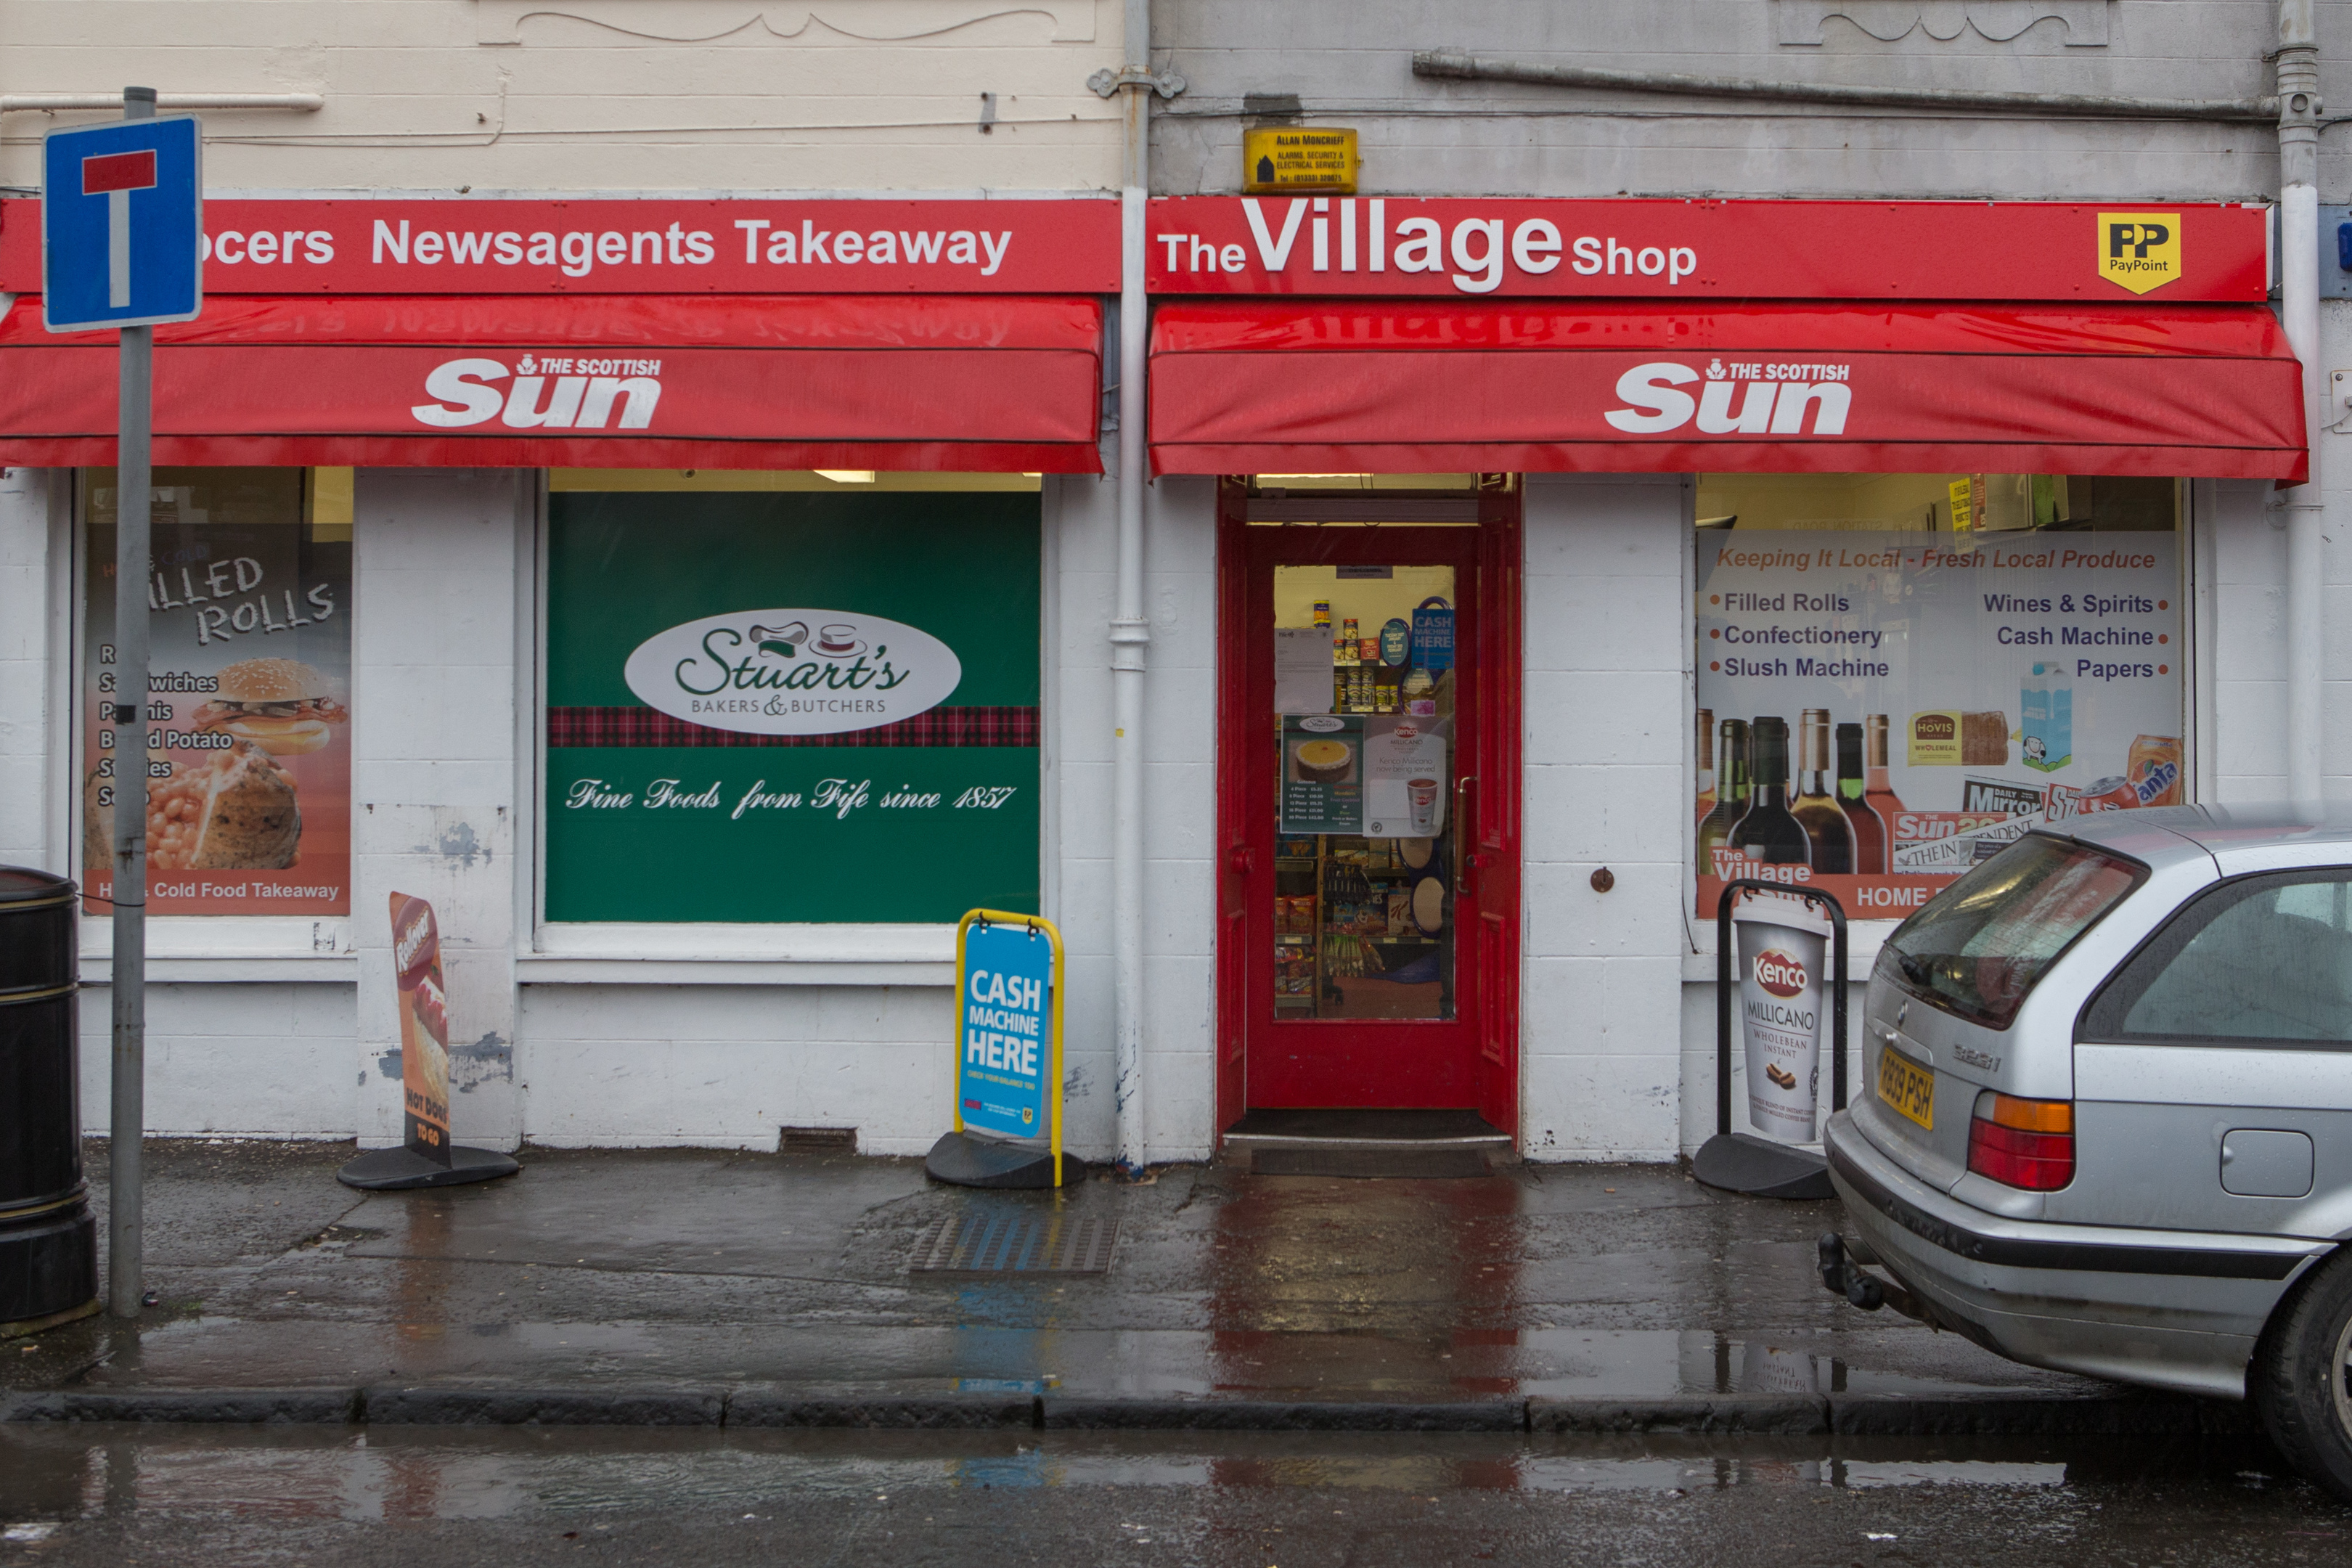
542,486,1040,924
81,469,354,916
1692,473,2184,922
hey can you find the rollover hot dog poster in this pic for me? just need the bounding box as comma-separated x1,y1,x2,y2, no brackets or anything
82,473,352,915
390,892,452,1161
1695,528,2181,919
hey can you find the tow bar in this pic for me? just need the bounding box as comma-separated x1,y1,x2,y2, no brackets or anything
1818,1232,1885,1312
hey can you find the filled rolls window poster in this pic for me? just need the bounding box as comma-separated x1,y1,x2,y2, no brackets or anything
81,467,354,916
542,483,1042,924
1693,473,2184,921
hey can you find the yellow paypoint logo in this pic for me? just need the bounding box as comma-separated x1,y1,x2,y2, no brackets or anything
2098,212,2181,294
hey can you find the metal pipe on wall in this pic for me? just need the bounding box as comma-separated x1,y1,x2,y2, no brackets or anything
1412,49,2277,123
2279,0,2325,807
1110,0,1152,1172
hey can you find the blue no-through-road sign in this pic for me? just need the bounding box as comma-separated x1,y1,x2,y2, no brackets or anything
42,115,203,332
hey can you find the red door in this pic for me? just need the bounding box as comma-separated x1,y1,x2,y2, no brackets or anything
1214,479,1523,1128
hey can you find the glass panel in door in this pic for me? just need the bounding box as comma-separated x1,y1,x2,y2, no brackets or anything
1270,563,1460,1024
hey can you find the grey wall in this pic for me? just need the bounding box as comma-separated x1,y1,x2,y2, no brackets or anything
1151,0,2332,201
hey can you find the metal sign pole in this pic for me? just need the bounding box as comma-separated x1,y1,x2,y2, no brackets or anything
107,83,156,1320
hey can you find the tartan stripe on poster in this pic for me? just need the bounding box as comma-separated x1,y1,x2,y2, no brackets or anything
547,705,1039,748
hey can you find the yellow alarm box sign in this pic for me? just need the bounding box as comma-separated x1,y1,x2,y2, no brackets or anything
1243,127,1358,193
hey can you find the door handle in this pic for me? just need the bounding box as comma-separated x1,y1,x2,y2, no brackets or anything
1228,844,1254,876
1453,775,1477,892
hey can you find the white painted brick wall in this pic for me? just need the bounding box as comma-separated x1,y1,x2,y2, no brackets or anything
1520,474,1689,1161
0,0,1124,194
351,468,526,1151
1048,471,1220,1164
0,467,57,875
515,981,956,1152
76,981,357,1138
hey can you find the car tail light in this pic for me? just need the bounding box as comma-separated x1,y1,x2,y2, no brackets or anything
1967,1093,2075,1191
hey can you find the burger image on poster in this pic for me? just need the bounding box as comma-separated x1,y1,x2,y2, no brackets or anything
192,658,348,756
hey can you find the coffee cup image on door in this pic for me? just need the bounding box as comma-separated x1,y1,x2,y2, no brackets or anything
1407,777,1441,833
1292,737,1356,785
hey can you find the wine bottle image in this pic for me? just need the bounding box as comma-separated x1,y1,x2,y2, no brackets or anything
1696,718,1749,873
1729,716,1810,866
1837,720,1888,875
1792,709,1855,873
1864,713,1906,824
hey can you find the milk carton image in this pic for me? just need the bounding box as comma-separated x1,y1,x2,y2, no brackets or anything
2021,662,2073,773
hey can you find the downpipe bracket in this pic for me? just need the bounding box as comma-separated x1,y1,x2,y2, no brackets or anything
1089,67,1187,101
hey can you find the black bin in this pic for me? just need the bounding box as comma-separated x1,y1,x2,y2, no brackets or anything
0,866,98,1333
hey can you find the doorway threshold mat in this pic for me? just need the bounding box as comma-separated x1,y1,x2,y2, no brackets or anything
1251,1147,1493,1179
909,1212,1119,1274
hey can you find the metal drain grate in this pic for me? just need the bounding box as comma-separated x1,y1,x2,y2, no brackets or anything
909,1212,1119,1274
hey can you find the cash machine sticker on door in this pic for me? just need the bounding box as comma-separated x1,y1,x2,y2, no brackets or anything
623,610,961,736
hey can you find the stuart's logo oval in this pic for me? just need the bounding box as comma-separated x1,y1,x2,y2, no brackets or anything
623,609,961,736
1753,949,1808,998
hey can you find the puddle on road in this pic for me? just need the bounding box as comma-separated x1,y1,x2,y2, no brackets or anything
0,1428,2271,1524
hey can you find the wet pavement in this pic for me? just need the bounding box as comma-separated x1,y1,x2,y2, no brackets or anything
0,1140,2131,1415
2,1424,2348,1567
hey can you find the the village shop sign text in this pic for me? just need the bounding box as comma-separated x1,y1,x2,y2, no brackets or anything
1143,198,2269,301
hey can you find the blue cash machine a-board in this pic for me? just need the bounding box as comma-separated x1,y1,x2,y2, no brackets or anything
926,910,1077,1188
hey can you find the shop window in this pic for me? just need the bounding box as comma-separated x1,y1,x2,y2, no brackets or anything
542,482,1041,924
1692,473,2184,921
80,467,354,916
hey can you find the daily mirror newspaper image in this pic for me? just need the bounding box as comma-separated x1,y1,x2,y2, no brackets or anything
80,469,351,916
1695,490,2181,921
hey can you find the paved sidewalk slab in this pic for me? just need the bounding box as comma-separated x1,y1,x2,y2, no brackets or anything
0,1140,2192,1434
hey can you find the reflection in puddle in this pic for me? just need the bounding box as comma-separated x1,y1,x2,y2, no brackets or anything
0,1429,2177,1524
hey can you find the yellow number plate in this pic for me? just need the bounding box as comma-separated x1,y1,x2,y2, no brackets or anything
1877,1047,1935,1131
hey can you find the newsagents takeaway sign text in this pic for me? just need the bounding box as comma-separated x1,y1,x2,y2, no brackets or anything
0,198,1120,294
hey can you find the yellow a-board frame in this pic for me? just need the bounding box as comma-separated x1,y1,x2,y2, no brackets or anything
951,908,1066,1188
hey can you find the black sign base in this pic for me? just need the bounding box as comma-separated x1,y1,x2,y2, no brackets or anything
336,1144,520,1192
1692,1132,1836,1201
925,1130,1082,1189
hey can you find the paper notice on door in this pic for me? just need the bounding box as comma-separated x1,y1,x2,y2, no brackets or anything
1274,626,1333,714
1363,716,1450,838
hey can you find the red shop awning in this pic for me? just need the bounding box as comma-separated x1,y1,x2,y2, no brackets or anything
0,293,1104,472
1148,301,2306,481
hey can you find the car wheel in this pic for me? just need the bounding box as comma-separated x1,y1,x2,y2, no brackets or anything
2253,1248,2352,1502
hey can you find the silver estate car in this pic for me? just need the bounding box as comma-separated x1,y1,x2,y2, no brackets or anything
1824,805,2352,1498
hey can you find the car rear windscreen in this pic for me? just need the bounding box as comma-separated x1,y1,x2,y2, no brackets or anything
1879,833,2145,1030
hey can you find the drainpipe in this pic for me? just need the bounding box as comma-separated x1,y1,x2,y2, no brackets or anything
1089,4,1183,1172
2279,1,2324,807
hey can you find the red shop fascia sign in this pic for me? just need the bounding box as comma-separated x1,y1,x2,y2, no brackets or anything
0,195,1122,294
1142,197,2271,301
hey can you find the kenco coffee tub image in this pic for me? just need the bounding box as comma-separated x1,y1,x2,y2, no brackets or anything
1732,891,1832,1143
